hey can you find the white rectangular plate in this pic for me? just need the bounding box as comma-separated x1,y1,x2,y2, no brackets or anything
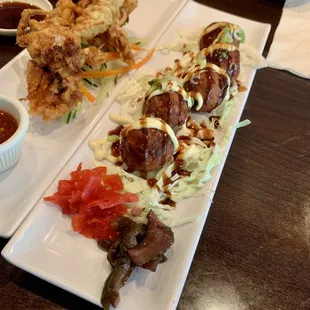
0,0,188,237
2,2,270,309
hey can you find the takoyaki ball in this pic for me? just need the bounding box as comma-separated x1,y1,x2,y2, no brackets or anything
184,67,229,113
199,22,240,50
120,128,174,172
143,92,189,130
203,44,240,82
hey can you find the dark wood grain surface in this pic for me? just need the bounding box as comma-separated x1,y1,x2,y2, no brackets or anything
1,0,310,309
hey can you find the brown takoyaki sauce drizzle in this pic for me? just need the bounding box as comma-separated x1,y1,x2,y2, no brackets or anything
185,117,215,148
160,197,176,207
147,178,158,187
178,135,191,142
108,125,123,158
172,159,191,177
187,118,214,139
163,173,173,186
200,27,223,50
174,59,185,78
108,125,124,136
200,123,214,140
209,116,220,129
175,59,181,67
187,117,201,132
209,116,220,122
111,141,120,157
139,118,147,127
155,66,173,79
237,81,247,92
178,136,192,148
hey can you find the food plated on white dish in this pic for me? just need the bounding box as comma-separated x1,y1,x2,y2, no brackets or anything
2,1,271,309
0,0,188,237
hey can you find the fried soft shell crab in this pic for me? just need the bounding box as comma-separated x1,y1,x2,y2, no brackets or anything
17,0,137,121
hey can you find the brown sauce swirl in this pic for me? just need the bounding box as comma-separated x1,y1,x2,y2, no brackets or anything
186,117,214,140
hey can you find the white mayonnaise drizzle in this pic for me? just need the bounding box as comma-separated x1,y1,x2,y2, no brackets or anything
109,114,133,125
121,117,179,153
144,79,193,108
88,138,121,163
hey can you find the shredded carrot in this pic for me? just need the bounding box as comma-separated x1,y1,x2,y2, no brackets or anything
131,44,146,51
82,49,155,79
105,52,121,60
80,84,96,103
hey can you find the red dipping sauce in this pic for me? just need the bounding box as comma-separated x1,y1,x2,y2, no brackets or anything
0,109,18,144
0,2,42,29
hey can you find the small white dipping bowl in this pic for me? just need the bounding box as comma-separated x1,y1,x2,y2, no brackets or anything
0,94,29,173
0,0,53,36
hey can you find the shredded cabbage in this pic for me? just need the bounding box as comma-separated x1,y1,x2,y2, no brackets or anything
116,75,153,120
144,144,222,203
89,26,260,228
156,27,203,54
240,44,267,69
209,99,238,130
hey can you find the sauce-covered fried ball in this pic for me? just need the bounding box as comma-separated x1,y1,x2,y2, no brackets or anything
143,92,189,130
120,128,174,172
199,22,240,50
184,67,229,113
202,44,240,82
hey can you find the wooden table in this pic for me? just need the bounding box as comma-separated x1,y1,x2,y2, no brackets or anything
1,0,310,309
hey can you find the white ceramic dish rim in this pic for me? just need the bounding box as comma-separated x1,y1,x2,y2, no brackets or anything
0,0,53,35
0,94,29,153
